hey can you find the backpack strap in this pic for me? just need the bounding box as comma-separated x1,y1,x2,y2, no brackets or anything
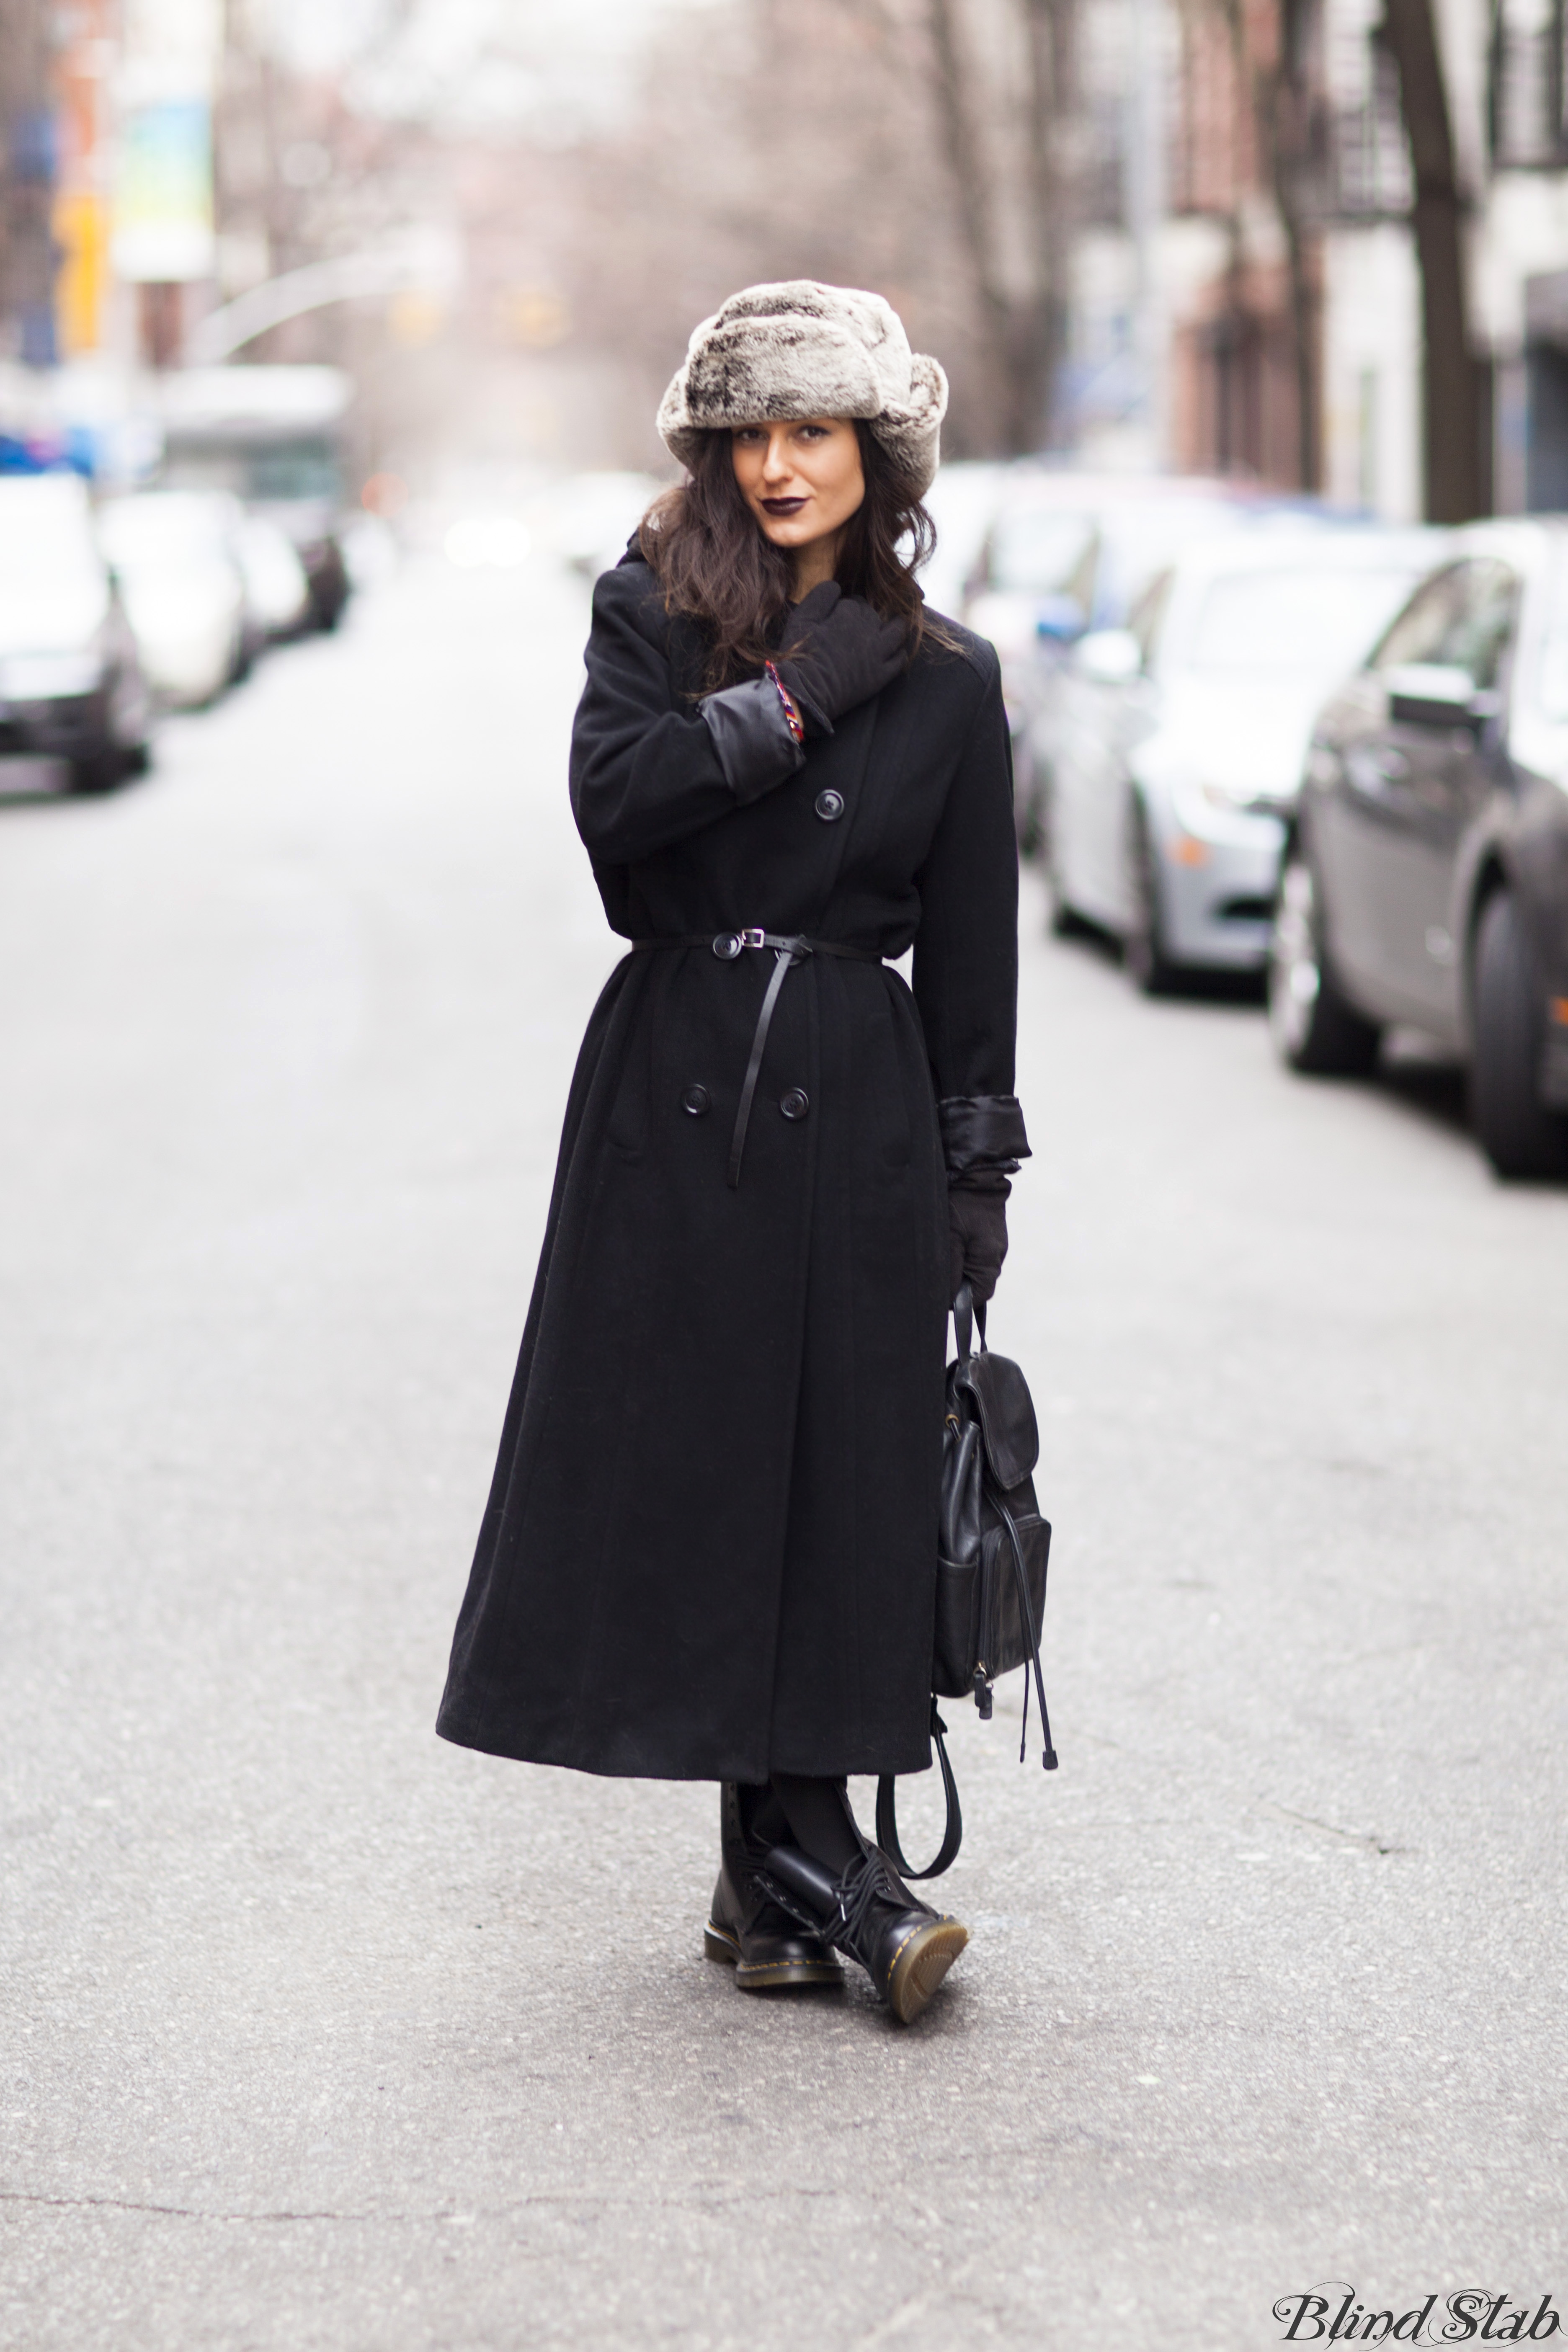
875,1701,963,1879
951,1282,987,1363
988,1477,1059,1772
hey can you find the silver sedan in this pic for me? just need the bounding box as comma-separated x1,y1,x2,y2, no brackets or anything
1033,528,1447,989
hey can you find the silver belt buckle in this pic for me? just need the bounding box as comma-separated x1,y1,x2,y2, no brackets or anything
739,927,767,950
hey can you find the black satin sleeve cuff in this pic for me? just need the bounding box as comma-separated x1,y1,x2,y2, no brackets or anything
938,1094,1031,1179
699,677,806,804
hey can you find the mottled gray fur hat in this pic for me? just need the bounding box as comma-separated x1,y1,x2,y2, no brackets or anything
657,280,949,497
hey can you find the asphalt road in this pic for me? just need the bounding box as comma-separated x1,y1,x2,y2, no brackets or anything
3,554,1566,2352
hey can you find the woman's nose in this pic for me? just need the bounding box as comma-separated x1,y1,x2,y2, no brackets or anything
760,429,794,480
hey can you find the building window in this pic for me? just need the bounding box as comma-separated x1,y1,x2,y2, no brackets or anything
1489,0,1568,166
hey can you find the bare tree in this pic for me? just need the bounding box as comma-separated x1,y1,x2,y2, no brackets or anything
1187,0,1320,488
1380,0,1483,519
924,0,1078,452
1260,0,1321,490
532,0,1086,462
1183,0,1481,510
255,0,1093,473
541,0,994,456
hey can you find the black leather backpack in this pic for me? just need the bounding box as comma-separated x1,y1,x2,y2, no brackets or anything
876,1285,1057,1879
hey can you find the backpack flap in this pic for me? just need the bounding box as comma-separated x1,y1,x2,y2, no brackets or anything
951,1350,1039,1491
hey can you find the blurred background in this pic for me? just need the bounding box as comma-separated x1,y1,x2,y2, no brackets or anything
2,0,1567,1164
5,0,1568,515
4,0,1568,1179
5,10,1568,2339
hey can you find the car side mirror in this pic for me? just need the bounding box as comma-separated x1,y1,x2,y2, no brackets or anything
1073,627,1142,686
1384,662,1495,730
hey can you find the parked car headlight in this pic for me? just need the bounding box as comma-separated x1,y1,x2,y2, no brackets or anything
0,649,105,700
1169,773,1291,835
1194,777,1277,811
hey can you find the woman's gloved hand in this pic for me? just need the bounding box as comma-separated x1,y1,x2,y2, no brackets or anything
948,1174,1010,1305
774,580,909,734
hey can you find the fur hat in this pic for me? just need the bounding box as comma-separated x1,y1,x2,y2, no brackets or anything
657,280,949,498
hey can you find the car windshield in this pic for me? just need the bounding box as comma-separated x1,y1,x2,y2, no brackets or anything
162,434,343,504
989,508,1094,594
1093,498,1252,615
1185,566,1424,679
98,495,233,562
0,475,102,585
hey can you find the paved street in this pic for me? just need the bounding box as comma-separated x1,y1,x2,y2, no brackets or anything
3,552,1567,2352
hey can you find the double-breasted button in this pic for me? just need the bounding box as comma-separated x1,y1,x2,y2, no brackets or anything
814,789,845,823
681,1084,711,1117
712,932,743,959
779,1088,810,1121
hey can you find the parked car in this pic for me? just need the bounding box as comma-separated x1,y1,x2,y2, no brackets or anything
963,474,1302,848
917,460,1012,620
0,472,150,793
96,490,250,707
1039,527,1443,989
1269,519,1568,1178
156,366,353,631
234,511,311,642
520,471,664,580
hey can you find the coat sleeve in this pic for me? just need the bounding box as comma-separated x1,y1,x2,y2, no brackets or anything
569,564,802,866
911,649,1031,1179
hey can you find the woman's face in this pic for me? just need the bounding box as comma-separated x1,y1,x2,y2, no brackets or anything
730,418,866,558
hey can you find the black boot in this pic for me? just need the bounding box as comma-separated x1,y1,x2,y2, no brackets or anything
704,1783,843,1991
760,1839,968,2024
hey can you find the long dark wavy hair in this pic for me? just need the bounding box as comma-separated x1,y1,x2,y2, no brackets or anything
638,421,952,694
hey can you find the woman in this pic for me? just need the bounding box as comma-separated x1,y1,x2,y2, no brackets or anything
438,281,1028,2024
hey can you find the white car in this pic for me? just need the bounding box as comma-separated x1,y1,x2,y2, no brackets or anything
962,472,1292,848
0,473,150,792
521,472,664,580
917,461,1012,620
95,490,250,707
235,513,310,642
1039,528,1449,989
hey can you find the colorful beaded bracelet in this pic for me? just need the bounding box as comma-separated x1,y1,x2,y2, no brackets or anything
765,660,806,746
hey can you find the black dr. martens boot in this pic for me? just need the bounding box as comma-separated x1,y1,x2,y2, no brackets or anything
761,1839,968,2024
704,1782,844,1991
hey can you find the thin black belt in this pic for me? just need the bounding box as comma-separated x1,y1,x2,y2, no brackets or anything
632,929,885,1187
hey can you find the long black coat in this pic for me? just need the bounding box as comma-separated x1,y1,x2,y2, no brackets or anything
437,556,1024,1783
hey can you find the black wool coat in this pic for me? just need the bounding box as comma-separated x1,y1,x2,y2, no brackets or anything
436,555,1026,1784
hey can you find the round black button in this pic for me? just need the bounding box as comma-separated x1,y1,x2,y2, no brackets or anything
814,789,845,823
779,1088,810,1121
681,1084,711,1117
712,933,743,960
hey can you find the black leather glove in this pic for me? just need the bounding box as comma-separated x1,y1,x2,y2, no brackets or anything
948,1175,1010,1305
773,580,909,734
700,676,805,802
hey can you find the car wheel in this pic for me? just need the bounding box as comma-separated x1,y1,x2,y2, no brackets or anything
67,745,126,796
1267,845,1381,1074
108,662,152,775
1471,888,1568,1179
1123,801,1179,995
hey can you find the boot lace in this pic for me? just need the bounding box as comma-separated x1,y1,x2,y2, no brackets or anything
834,1847,918,1956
